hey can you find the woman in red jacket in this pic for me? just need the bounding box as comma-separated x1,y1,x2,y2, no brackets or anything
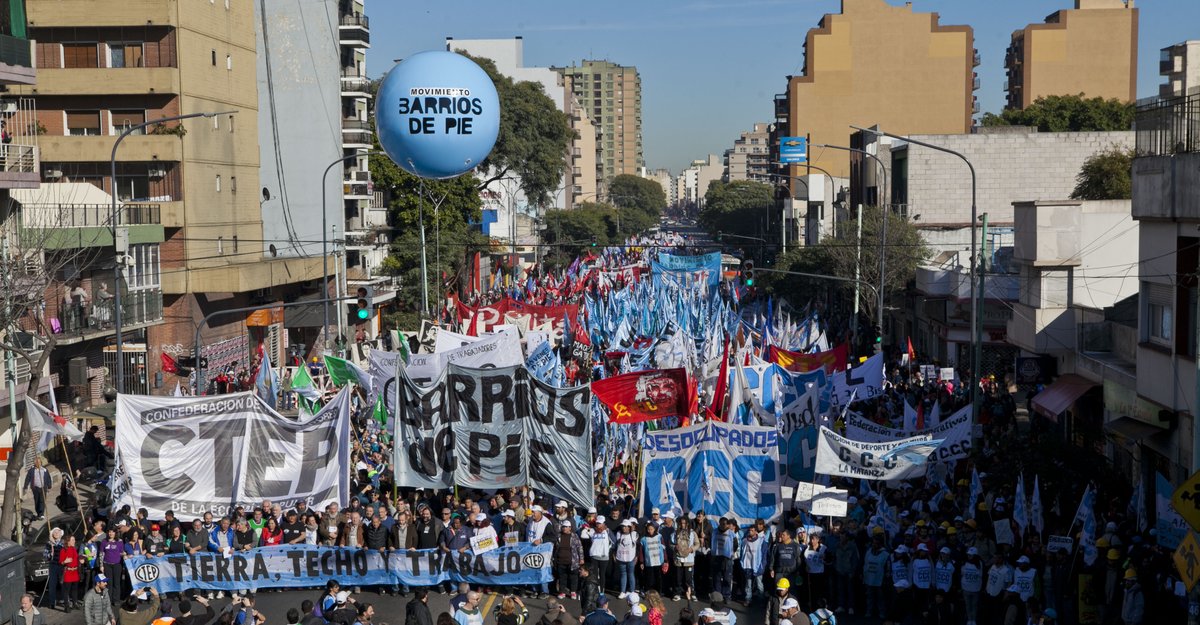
59,535,81,612
260,517,284,547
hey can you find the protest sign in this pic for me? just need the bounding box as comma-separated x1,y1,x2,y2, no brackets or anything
829,353,885,406
124,543,552,593
1047,535,1074,554
470,534,499,555
651,252,722,286
416,320,439,354
994,519,1015,545
811,487,849,518
641,420,781,525
112,390,351,519
393,364,594,507
814,426,932,481
846,405,973,462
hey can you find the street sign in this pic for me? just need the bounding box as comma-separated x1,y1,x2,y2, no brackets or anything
1174,530,1200,591
779,136,807,164
1172,470,1200,531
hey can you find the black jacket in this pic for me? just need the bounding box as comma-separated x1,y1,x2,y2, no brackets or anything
403,600,433,625
364,524,389,549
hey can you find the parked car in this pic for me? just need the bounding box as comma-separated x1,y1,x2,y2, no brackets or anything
24,513,86,587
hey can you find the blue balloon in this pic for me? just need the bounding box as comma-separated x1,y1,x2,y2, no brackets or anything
375,51,500,179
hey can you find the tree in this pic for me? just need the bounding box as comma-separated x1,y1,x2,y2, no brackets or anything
452,53,575,207
544,203,613,262
699,180,775,240
0,204,105,540
767,206,930,322
981,94,1134,132
370,135,489,330
608,174,666,220
1070,146,1133,200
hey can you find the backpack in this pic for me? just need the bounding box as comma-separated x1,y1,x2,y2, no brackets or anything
312,592,331,619
813,609,833,625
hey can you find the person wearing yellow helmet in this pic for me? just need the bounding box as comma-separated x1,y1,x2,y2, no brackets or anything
1121,568,1143,625
767,576,794,625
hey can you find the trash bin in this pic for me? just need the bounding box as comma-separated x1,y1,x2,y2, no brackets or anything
0,539,25,624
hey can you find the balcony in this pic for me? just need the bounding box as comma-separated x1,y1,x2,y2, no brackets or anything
1013,201,1085,266
342,129,372,147
339,15,370,47
1161,57,1180,75
1134,89,1200,157
22,202,160,228
27,67,179,96
915,265,1019,301
0,144,40,189
340,70,371,96
344,182,371,199
54,282,162,345
973,51,981,68
1006,302,1076,354
38,134,182,164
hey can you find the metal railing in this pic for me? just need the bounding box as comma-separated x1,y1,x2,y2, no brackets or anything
21,203,160,228
1135,87,1200,156
0,144,37,174
339,14,369,29
59,284,161,333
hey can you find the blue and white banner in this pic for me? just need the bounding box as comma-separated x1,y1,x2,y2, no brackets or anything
124,544,553,593
1156,472,1188,550
814,426,932,481
651,252,722,286
829,353,885,407
640,420,781,526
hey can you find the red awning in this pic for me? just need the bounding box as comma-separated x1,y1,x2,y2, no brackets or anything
1032,374,1098,421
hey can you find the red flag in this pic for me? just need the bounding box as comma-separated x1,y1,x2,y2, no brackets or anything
907,336,916,363
712,335,730,421
768,343,848,374
916,401,925,430
592,368,690,424
161,352,179,374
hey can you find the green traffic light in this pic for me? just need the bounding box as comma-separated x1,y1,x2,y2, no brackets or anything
357,308,370,320
746,278,754,286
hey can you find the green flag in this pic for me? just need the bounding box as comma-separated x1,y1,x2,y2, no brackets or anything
372,393,387,426
324,355,372,390
290,363,321,404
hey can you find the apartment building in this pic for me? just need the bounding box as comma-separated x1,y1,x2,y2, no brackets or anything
777,0,977,183
1160,40,1200,98
557,60,643,198
17,0,335,397
1005,0,1138,109
724,123,771,183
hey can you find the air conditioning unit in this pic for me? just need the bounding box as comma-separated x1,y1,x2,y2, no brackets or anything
0,101,18,114
44,169,63,180
148,169,167,179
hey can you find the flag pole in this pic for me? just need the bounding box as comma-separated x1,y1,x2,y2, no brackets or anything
59,436,90,533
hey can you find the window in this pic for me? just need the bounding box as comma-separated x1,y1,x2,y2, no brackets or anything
65,111,102,136
217,236,224,255
228,114,235,133
211,50,217,66
226,54,232,71
215,175,222,192
230,176,237,192
1144,282,1174,346
111,110,146,135
62,43,98,68
232,235,238,253
108,43,143,68
128,244,160,289
115,174,149,202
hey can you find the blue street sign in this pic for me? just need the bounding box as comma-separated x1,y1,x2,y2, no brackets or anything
780,136,807,164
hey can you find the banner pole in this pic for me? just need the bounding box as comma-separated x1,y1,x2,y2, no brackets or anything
59,436,90,534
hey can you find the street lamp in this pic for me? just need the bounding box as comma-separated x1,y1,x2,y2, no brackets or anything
321,150,383,351
853,124,980,422
111,110,236,394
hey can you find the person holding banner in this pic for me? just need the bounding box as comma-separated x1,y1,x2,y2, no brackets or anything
638,522,667,596
614,520,640,600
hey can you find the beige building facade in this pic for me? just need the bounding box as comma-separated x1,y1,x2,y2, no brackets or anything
783,0,977,181
1005,0,1138,109
557,60,643,198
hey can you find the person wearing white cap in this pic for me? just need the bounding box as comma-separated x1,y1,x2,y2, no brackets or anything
961,547,984,625
554,520,584,601
582,516,614,591
910,542,933,606
696,608,717,624
648,508,662,529
526,506,554,598
890,544,912,592
1003,583,1026,625
934,547,955,594
1013,555,1036,602
615,519,640,599
471,512,497,553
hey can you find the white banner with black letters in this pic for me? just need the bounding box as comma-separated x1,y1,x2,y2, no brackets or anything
114,389,351,519
814,426,933,481
393,364,594,507
845,405,972,462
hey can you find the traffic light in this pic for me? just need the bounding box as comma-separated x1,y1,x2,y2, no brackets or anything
715,232,723,243
355,286,372,321
741,260,755,287
590,236,597,247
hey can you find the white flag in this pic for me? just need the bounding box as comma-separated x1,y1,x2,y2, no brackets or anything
1013,474,1029,536
1032,475,1044,537
27,398,84,452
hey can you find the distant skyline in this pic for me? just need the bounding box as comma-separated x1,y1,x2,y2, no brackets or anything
367,0,1200,175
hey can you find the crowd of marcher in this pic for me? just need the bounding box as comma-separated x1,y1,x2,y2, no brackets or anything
23,235,1190,625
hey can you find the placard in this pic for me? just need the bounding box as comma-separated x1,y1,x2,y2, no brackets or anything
994,519,1015,545
470,533,499,555
1047,535,1074,554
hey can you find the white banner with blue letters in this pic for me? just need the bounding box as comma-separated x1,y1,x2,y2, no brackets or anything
124,544,553,593
640,420,781,525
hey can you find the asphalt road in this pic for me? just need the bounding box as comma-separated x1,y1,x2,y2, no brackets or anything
34,587,888,625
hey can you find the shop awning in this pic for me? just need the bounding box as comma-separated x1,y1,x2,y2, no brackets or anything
1031,374,1098,421
1103,416,1166,443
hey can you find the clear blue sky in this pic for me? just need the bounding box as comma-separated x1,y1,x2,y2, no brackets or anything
367,0,1200,175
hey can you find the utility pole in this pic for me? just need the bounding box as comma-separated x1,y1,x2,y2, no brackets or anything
975,213,989,399
854,204,863,350
877,206,887,350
